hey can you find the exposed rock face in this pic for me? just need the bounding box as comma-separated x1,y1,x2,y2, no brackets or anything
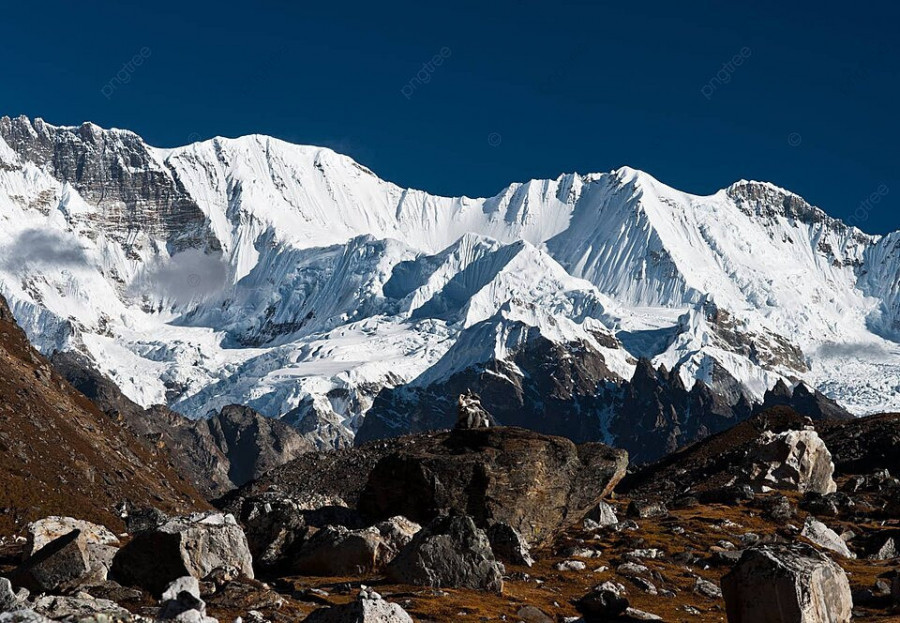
291,525,386,576
356,330,623,445
111,512,253,595
0,295,207,534
744,429,837,494
611,358,753,465
721,544,852,623
52,352,314,499
0,115,215,253
386,515,504,592
11,530,92,593
359,348,760,466
486,523,534,567
304,587,413,623
358,427,627,547
760,380,853,421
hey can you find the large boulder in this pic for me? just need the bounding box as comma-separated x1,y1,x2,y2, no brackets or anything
292,516,421,576
304,587,413,622
11,530,92,593
743,430,837,494
25,517,119,557
111,512,253,595
386,514,504,592
359,427,627,546
721,544,852,623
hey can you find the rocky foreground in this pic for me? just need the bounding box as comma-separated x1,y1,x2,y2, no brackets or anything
0,399,899,622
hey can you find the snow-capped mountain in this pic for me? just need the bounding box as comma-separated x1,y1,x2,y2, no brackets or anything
0,115,898,454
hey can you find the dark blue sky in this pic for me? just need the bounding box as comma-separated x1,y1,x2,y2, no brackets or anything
2,1,898,232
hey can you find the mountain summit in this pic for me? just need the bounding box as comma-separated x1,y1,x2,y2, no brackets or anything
0,115,898,454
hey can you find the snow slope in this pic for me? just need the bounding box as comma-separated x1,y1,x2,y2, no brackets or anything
0,115,898,446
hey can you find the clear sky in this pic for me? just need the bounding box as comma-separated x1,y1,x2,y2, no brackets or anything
2,0,898,233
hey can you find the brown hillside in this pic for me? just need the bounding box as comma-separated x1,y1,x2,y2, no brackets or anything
0,295,208,535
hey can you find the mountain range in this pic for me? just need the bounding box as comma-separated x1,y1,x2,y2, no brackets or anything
0,115,897,461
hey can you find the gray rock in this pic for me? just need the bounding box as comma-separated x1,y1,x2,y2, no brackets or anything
159,576,216,623
870,537,897,560
12,530,92,593
624,608,663,621
722,544,852,623
0,611,52,623
386,514,504,592
291,525,385,576
30,594,133,621
111,512,253,595
743,430,837,494
373,516,422,561
487,523,534,567
626,500,668,519
0,579,17,613
304,587,413,622
800,516,855,558
455,391,494,429
693,577,722,599
25,517,118,557
592,501,619,527
516,605,553,623
555,560,587,572
574,585,629,620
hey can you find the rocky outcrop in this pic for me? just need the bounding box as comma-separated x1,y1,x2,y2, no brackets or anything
111,512,253,595
52,352,314,499
386,514,504,592
356,329,623,445
722,544,852,623
760,380,853,421
455,391,495,429
0,115,215,253
743,429,837,494
359,426,627,547
486,523,534,567
304,587,413,623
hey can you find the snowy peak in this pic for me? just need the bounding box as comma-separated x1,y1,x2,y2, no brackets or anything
1,115,900,450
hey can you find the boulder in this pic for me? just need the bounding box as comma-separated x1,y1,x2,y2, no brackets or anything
574,582,629,620
291,516,420,576
111,512,253,595
291,525,385,576
0,579,18,613
30,594,133,621
159,576,216,623
231,492,354,570
359,427,627,547
743,430,837,494
626,500,668,519
304,587,413,622
386,514,504,592
800,516,855,558
25,517,118,557
12,530,92,593
590,500,619,527
721,544,852,623
486,523,534,567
